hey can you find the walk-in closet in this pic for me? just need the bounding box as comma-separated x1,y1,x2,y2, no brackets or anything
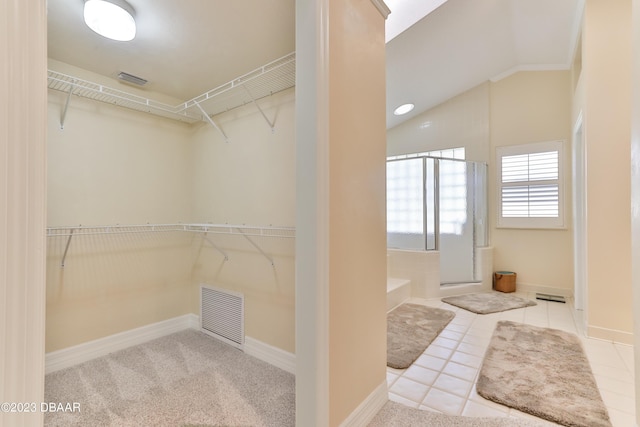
44,1,298,423
46,53,297,357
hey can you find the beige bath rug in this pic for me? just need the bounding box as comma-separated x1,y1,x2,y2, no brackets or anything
387,303,455,369
441,292,536,314
368,401,555,426
477,321,611,427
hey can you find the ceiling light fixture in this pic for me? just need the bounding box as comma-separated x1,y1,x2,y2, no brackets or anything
84,0,136,42
393,103,414,116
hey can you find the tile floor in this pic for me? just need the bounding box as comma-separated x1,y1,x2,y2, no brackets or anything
386,292,636,426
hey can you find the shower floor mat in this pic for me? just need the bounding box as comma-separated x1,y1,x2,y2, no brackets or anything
441,292,536,314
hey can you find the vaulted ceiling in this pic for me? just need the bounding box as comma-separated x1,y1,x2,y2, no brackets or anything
46,0,583,129
385,0,583,128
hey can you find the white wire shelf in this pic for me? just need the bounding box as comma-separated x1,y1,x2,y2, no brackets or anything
183,53,296,118
48,52,296,127
46,223,296,239
47,223,295,268
47,72,202,124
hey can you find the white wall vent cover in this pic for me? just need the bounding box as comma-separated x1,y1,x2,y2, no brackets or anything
200,285,244,350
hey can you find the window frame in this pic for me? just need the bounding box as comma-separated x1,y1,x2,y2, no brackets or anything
496,140,565,229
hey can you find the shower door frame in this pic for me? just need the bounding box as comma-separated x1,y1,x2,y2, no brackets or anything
386,155,487,285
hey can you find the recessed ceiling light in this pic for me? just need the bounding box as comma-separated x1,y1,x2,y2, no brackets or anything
84,0,136,42
393,103,414,116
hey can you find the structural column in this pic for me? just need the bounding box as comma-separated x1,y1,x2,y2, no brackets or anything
0,1,48,426
630,0,640,421
296,0,389,425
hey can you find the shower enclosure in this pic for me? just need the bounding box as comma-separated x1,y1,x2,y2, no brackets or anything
387,156,487,284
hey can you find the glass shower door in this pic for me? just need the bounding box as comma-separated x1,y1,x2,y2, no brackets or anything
438,159,476,284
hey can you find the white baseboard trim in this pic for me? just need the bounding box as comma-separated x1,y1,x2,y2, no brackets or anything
186,312,200,329
45,313,198,374
339,380,388,427
515,282,573,298
244,336,296,374
587,325,634,345
46,313,298,375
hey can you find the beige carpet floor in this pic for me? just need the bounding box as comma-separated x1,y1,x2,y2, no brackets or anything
477,321,611,427
442,292,536,314
44,330,295,427
387,303,456,369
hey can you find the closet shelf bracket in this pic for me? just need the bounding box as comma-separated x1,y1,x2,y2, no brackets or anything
237,228,275,267
195,103,229,143
61,228,75,268
242,84,275,133
60,81,75,130
202,234,229,261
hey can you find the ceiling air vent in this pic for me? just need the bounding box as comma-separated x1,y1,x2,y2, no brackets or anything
117,71,147,86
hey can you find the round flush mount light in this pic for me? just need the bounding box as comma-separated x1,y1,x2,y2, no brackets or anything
84,0,136,41
393,103,415,116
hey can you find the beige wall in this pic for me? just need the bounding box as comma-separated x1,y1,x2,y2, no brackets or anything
47,91,193,226
387,83,490,162
190,88,295,226
582,0,633,342
46,70,195,351
190,89,296,352
328,0,388,424
490,71,574,294
1,0,48,425
45,231,194,352
46,65,296,353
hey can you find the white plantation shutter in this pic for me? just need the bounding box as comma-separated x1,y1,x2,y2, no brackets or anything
497,141,564,228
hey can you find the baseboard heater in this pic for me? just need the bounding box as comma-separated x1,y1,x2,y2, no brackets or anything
200,285,244,350
535,293,566,303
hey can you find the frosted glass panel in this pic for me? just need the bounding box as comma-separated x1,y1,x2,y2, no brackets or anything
386,156,487,280
387,158,426,250
387,159,423,234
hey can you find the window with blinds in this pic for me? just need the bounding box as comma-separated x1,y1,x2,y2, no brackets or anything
497,141,564,228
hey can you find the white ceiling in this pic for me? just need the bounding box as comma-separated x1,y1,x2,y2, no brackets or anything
46,0,583,128
385,0,583,128
47,0,295,101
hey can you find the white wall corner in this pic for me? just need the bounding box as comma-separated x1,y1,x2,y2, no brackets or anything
186,312,200,329
370,0,391,19
338,380,388,427
45,314,196,374
244,336,296,375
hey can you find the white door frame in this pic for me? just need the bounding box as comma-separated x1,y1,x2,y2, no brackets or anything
572,112,588,333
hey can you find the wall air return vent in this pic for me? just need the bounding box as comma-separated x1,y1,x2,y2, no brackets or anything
117,71,148,86
200,285,244,350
